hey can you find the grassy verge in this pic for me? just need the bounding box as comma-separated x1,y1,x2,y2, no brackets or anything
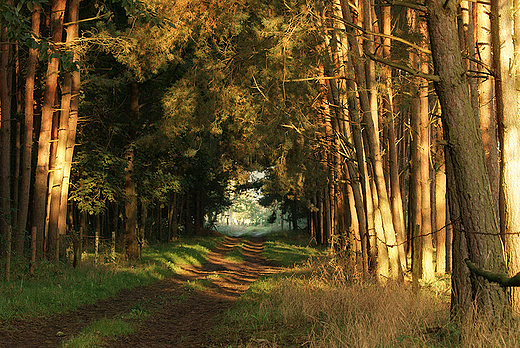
61,317,134,348
216,224,282,237
215,231,520,348
261,229,324,267
0,235,223,320
216,260,451,347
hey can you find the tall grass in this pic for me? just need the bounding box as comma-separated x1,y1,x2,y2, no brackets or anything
220,256,520,348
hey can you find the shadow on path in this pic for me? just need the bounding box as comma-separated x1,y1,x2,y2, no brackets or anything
0,234,280,348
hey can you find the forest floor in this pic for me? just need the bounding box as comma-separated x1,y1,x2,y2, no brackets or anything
0,235,280,348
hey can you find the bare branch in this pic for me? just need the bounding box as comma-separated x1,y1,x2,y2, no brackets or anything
332,15,431,54
465,259,520,287
64,12,111,26
364,51,440,82
378,0,428,12
283,75,353,82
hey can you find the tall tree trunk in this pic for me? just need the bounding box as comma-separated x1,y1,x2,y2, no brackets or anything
381,4,407,272
492,0,520,313
33,0,67,260
45,109,59,257
111,203,118,258
125,147,138,260
337,14,370,274
410,77,423,287
48,0,80,261
125,82,140,259
0,3,13,280
408,8,422,285
419,19,435,282
476,1,499,217
426,0,510,318
48,72,71,261
340,0,401,280
18,2,41,259
12,44,21,256
435,120,447,274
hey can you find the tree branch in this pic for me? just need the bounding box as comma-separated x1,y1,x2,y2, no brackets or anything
64,12,111,26
364,51,440,82
332,15,431,54
378,0,428,12
465,259,520,287
283,75,353,82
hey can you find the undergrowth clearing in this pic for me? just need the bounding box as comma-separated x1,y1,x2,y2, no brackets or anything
215,231,520,348
3,230,520,347
0,235,222,320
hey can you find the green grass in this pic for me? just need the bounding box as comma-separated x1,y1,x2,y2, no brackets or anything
0,236,223,320
61,317,134,348
225,244,245,263
183,278,214,291
212,229,327,346
262,229,325,267
216,224,282,237
141,236,223,272
214,233,520,348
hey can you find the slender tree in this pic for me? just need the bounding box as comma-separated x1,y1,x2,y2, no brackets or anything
419,18,435,282
0,0,13,280
33,0,67,259
17,2,41,258
340,0,401,281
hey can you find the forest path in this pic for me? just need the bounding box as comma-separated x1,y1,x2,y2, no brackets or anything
0,235,279,348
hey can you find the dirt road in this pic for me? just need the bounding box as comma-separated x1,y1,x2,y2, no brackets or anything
0,236,277,347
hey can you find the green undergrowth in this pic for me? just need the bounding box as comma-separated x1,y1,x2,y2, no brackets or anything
215,252,520,348
225,246,245,263
217,224,281,237
0,235,223,320
61,317,134,348
261,229,324,267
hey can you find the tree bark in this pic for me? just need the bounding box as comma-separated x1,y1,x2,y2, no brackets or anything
340,0,401,281
381,4,407,272
419,18,435,282
0,1,13,280
337,12,370,274
474,2,500,218
426,0,510,318
410,77,423,287
435,121,447,274
492,0,520,313
125,83,140,260
48,0,80,261
33,0,67,260
18,3,41,260
125,146,139,260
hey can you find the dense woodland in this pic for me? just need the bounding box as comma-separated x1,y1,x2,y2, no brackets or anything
1,0,520,321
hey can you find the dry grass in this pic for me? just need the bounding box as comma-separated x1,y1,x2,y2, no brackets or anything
226,257,520,348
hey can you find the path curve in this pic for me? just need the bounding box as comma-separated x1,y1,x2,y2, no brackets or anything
0,236,278,348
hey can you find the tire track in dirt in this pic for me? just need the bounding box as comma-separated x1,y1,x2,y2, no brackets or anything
109,235,278,347
0,235,278,348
